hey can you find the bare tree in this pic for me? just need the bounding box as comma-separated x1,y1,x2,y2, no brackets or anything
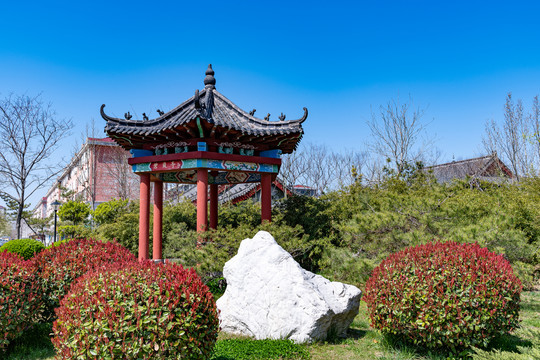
280,148,308,193
281,143,368,195
0,94,72,238
329,150,367,188
102,145,138,200
530,95,540,170
367,96,431,176
302,143,336,195
483,93,531,179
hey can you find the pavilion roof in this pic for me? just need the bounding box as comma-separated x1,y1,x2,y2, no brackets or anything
101,65,307,154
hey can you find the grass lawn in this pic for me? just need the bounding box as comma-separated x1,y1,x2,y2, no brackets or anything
4,292,539,360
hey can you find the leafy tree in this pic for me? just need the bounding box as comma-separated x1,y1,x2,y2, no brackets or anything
0,210,10,237
57,200,91,224
0,94,72,238
0,197,42,238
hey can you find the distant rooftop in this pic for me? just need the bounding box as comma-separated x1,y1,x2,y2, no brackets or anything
425,153,514,183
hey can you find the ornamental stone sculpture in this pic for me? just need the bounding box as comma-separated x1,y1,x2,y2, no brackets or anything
216,231,362,343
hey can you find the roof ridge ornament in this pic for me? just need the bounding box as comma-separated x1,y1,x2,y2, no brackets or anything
204,64,216,88
204,88,214,120
194,89,201,110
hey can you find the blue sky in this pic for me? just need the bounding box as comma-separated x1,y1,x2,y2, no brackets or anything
2,1,540,205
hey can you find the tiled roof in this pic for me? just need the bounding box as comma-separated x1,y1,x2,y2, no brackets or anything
425,153,513,183
101,65,307,154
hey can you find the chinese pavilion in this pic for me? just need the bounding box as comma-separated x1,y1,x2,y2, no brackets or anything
101,65,307,260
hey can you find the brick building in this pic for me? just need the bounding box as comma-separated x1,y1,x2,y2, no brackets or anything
35,137,139,219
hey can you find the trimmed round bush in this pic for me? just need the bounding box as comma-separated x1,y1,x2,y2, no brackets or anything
0,238,45,260
0,251,42,352
364,241,522,350
31,238,137,322
52,261,219,360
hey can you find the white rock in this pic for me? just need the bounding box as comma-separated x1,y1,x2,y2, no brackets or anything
216,231,361,343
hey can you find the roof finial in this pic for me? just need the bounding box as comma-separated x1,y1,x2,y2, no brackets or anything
204,64,216,88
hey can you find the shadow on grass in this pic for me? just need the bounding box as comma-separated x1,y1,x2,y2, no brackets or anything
486,333,533,354
5,323,55,360
381,334,456,359
323,328,368,344
519,301,540,313
379,331,535,360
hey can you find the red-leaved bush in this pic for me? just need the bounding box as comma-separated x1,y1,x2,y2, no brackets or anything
363,241,522,350
31,238,137,321
0,251,42,352
52,261,219,360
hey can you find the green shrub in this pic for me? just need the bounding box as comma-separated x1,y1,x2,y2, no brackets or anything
218,201,262,229
52,261,219,360
97,212,139,254
163,200,196,231
203,273,226,297
211,339,310,359
93,198,130,225
0,238,45,260
164,221,326,277
0,251,42,352
364,241,522,351
31,238,137,322
318,246,378,289
275,194,333,240
57,224,92,240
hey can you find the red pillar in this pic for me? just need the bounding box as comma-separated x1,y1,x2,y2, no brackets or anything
261,173,272,223
153,180,163,260
197,169,208,232
209,172,218,229
138,173,151,260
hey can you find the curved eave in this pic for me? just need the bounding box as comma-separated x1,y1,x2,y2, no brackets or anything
101,90,202,127
212,90,307,127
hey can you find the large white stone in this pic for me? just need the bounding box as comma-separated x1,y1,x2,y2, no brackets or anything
216,231,362,343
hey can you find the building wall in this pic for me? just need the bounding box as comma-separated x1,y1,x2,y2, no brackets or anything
36,138,139,219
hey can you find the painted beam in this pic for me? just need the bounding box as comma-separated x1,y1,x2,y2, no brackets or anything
132,158,280,174
128,151,281,166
